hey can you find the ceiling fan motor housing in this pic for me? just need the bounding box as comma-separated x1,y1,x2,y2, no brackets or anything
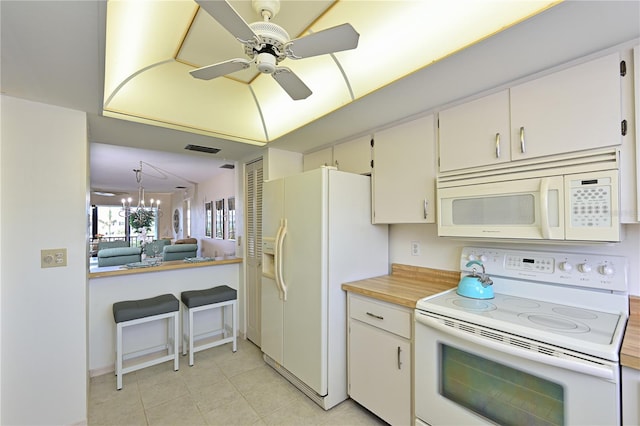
246,21,290,62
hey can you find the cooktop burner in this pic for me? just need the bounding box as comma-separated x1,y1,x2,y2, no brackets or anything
424,291,620,345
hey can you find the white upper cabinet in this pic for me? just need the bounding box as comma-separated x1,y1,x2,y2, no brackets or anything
372,114,436,224
303,147,333,171
510,52,622,161
439,52,623,173
333,136,372,175
438,90,511,172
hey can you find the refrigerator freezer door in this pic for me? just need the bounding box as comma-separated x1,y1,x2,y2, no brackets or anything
261,178,285,365
281,169,328,396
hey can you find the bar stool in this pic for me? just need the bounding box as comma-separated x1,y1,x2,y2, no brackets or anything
181,285,237,366
112,294,180,390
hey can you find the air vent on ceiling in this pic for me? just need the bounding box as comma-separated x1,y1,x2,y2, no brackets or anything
184,144,220,154
220,164,235,169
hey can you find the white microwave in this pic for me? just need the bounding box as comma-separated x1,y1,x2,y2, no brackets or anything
437,159,621,242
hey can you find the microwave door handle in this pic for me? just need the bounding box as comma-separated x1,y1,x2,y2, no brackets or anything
540,177,551,239
416,312,616,381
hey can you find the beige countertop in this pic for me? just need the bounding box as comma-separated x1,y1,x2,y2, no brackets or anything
89,257,242,279
622,296,640,370
342,264,459,309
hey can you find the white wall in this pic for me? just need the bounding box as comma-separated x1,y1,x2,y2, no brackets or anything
192,167,238,258
390,223,640,296
0,96,88,424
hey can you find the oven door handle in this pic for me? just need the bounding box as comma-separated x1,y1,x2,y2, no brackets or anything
416,313,616,381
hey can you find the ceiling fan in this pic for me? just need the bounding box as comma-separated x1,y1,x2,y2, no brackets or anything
190,0,360,100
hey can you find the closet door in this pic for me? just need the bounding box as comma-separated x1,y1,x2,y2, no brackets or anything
245,158,263,346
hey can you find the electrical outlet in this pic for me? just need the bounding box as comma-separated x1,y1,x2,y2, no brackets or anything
411,241,421,256
41,248,67,268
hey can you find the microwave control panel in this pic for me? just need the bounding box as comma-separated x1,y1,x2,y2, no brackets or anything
568,176,612,228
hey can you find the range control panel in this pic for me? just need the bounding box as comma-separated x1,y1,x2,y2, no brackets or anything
460,247,627,292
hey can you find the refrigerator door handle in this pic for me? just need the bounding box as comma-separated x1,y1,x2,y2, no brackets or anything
277,218,288,301
273,220,284,300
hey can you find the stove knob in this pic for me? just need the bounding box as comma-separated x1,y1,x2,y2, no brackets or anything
577,263,592,273
558,261,572,272
598,265,614,276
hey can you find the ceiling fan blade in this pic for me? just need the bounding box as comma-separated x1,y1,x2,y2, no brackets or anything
195,0,258,44
272,67,312,100
190,58,251,80
286,23,360,59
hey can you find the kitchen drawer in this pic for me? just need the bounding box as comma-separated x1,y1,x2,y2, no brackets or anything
349,294,411,339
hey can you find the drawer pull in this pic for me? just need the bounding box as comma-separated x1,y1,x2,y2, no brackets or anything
366,312,384,320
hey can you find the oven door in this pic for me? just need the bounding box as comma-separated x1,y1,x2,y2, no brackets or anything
415,311,620,426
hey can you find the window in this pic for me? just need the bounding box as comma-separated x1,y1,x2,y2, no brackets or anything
91,205,158,243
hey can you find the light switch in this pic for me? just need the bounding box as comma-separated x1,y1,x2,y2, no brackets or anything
41,248,67,268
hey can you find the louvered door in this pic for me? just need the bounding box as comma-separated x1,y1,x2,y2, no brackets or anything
245,158,263,345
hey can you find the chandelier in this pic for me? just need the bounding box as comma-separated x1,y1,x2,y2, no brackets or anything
120,161,161,231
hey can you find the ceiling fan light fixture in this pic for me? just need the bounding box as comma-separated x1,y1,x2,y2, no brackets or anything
256,52,277,74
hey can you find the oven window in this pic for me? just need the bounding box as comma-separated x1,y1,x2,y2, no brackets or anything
441,345,564,426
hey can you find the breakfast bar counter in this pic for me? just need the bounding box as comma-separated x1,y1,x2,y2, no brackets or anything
89,257,242,278
88,257,242,375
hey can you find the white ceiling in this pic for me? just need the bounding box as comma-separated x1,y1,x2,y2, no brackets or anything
1,1,639,194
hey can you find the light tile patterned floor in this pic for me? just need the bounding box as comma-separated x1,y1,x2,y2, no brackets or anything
89,339,387,425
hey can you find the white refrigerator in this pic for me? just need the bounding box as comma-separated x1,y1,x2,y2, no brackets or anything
261,166,388,410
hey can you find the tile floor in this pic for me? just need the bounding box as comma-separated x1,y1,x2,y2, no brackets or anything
89,338,387,425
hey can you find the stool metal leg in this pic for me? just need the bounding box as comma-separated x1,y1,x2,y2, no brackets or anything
232,301,237,352
116,323,123,390
189,307,195,366
173,311,179,371
182,305,187,357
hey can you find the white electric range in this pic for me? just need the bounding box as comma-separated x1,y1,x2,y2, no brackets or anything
415,246,629,426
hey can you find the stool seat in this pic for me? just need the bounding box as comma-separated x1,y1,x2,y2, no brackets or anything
113,294,179,323
181,286,237,309
113,293,180,390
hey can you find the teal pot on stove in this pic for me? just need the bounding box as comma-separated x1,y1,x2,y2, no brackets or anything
457,260,494,299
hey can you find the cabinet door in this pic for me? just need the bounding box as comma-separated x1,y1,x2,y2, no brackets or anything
372,115,435,223
349,319,411,426
510,53,621,161
303,147,333,171
333,136,372,175
438,90,510,171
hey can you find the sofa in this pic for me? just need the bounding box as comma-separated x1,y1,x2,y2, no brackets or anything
97,240,129,251
97,246,142,267
163,244,197,261
144,239,170,257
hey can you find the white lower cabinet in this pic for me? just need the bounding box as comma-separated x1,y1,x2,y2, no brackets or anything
347,293,412,425
622,366,640,425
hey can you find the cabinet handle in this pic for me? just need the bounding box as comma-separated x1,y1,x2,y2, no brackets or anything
335,160,339,169
366,312,384,320
423,199,428,219
397,346,402,369
519,126,526,153
495,133,501,158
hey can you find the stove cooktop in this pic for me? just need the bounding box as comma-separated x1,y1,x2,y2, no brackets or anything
417,288,627,361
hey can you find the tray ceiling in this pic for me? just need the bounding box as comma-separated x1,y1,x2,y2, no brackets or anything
103,0,559,146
